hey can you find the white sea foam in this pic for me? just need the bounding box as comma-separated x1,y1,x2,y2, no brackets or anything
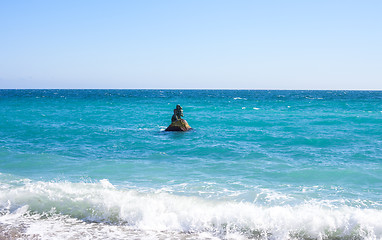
1,179,382,239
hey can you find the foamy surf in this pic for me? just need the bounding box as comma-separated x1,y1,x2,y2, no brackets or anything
1,179,381,239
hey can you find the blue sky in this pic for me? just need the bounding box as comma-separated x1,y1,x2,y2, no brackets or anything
0,0,381,89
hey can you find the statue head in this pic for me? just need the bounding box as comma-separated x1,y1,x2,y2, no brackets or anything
174,104,184,118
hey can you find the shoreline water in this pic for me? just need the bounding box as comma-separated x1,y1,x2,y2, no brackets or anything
1,178,381,239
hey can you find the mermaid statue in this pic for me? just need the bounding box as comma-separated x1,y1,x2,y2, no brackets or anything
166,104,191,131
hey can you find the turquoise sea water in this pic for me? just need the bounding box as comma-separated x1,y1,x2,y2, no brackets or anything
0,89,381,239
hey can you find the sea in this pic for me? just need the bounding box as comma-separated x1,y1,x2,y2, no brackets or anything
0,89,381,240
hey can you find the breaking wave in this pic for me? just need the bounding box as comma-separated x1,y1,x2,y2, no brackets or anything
1,178,381,239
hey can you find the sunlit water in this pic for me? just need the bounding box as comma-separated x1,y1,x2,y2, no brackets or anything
0,90,381,239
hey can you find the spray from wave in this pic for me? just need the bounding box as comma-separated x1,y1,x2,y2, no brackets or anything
1,178,381,239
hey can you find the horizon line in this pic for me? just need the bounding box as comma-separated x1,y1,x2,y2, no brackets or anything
0,88,381,91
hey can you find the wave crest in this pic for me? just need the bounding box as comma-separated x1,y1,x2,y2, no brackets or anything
1,179,382,239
